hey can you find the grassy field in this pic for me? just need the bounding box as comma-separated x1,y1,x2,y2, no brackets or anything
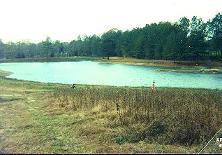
0,70,222,153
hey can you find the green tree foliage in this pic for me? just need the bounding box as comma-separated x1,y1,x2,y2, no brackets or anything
187,16,207,61
101,29,122,59
0,40,4,59
0,13,221,61
41,37,54,58
208,13,222,59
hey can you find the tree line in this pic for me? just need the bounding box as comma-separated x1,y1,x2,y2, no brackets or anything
0,13,222,61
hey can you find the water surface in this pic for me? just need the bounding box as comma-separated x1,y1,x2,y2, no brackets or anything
0,61,221,89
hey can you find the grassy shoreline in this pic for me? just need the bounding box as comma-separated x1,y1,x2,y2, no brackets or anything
0,71,222,153
1,56,222,66
0,70,12,77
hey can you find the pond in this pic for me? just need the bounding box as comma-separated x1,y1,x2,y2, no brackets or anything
0,61,222,89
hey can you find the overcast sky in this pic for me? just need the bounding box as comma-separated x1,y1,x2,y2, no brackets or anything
0,0,221,43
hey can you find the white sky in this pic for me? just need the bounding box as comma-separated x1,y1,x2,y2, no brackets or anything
0,0,221,43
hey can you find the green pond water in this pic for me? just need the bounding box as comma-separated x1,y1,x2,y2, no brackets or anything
0,61,221,89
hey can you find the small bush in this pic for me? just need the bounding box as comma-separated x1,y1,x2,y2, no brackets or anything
114,136,128,145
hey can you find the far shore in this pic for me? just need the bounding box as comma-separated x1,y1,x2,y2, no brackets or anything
0,56,222,74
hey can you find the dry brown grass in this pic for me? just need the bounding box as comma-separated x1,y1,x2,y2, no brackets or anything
47,86,222,147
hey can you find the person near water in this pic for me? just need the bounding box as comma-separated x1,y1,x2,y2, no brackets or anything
71,84,76,89
150,80,156,92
